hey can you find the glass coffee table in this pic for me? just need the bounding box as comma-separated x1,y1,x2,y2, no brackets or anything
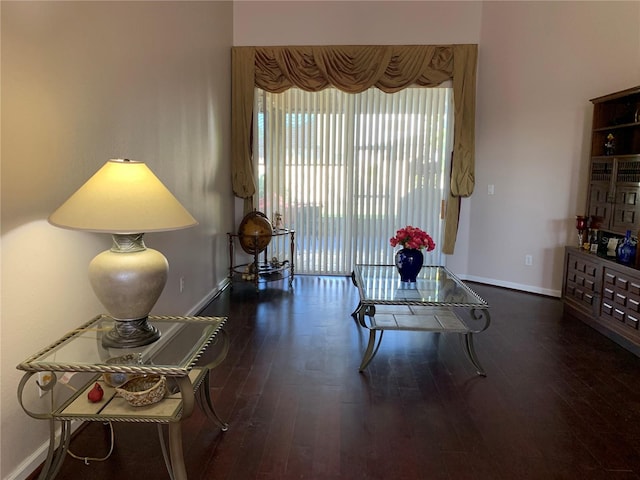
351,265,491,375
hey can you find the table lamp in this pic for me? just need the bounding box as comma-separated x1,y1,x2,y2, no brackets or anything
49,159,198,348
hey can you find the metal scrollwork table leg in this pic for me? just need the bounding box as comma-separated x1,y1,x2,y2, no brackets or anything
460,308,491,376
17,371,71,480
356,305,385,372
157,329,230,480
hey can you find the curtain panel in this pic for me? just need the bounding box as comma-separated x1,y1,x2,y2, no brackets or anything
231,45,477,254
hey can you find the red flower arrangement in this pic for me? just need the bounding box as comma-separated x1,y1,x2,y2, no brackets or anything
390,226,436,251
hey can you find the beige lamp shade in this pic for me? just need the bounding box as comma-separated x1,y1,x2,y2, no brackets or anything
49,159,198,233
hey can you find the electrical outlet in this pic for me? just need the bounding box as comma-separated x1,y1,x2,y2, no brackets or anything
37,372,54,397
525,255,533,266
488,184,495,195
179,277,185,293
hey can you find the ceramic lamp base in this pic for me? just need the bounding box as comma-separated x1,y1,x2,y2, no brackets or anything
89,233,167,348
101,317,160,348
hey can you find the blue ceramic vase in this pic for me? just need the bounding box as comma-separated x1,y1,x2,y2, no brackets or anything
617,230,636,265
395,248,424,282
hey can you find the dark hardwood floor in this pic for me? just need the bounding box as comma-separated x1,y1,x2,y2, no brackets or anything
39,275,640,479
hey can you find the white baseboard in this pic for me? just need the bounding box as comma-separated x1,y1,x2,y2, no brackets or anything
458,274,562,298
187,277,231,315
5,420,83,480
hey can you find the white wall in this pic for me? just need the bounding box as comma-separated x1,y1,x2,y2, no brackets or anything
466,1,640,295
234,0,640,296
1,2,233,478
233,0,482,45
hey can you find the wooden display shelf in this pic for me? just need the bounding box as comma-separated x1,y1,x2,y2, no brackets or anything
587,86,640,236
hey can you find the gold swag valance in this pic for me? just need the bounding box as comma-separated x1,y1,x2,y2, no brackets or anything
231,45,477,254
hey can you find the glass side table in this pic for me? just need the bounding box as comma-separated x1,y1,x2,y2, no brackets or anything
16,315,228,480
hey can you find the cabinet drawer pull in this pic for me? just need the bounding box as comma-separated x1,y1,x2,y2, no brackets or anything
616,293,628,305
614,308,626,322
617,278,629,290
627,315,639,329
605,272,616,285
604,288,615,300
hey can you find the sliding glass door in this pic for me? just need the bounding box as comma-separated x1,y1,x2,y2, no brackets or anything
255,86,453,274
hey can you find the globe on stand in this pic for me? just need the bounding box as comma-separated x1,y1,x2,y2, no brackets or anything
238,211,273,255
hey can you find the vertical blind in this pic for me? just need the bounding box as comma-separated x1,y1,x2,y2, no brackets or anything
255,86,453,275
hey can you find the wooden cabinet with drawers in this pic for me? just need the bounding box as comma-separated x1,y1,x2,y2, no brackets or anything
564,86,640,357
599,266,640,344
563,249,600,316
563,247,640,356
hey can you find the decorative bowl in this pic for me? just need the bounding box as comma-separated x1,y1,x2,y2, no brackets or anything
102,353,142,388
115,375,166,407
